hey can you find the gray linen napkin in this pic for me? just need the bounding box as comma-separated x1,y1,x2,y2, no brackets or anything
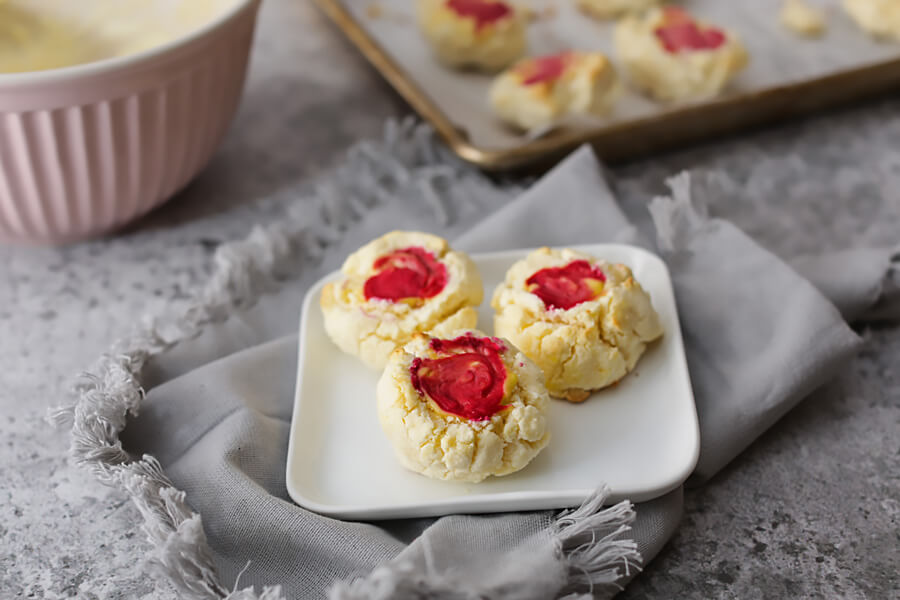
107,139,897,599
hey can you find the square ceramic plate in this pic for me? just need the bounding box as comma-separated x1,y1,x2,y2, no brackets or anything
286,244,698,520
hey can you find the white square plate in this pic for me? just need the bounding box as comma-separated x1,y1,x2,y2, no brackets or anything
286,244,699,520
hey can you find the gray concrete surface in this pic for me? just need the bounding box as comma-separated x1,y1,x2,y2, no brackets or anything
1,1,897,598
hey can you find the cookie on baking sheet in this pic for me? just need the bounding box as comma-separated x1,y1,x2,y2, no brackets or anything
577,0,661,20
489,51,620,131
614,6,748,103
417,0,526,72
320,231,483,370
843,0,900,41
780,0,827,37
492,247,663,403
377,331,550,482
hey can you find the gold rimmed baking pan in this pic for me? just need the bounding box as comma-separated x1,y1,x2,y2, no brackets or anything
317,0,900,171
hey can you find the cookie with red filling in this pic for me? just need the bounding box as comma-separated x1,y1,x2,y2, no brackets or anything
489,51,620,131
321,231,483,370
417,0,526,72
377,331,550,482
614,6,748,103
492,247,663,402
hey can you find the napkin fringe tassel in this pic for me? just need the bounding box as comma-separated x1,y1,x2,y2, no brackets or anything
869,244,900,322
649,171,707,254
555,486,642,596
329,487,641,600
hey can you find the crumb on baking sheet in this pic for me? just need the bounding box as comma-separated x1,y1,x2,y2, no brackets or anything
366,2,384,19
780,0,826,37
365,1,411,24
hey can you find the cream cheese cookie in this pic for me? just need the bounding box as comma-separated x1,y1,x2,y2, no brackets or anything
780,0,827,37
492,247,663,402
614,6,748,103
320,231,483,370
489,51,619,131
578,0,661,20
377,331,550,482
417,0,526,72
843,0,900,41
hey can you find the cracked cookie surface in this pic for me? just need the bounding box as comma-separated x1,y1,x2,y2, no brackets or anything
492,247,663,401
321,231,483,370
377,332,550,482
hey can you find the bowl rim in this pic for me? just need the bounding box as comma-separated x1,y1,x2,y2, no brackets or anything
0,0,260,86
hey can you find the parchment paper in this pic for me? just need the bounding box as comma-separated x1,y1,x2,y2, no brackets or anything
343,0,900,150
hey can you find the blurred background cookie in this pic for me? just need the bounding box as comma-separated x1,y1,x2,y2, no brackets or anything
843,0,900,41
321,231,483,369
417,0,526,71
492,247,663,402
614,5,748,102
489,51,619,130
377,332,551,482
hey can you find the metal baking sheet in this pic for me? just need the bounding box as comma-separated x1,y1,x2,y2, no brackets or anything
318,0,900,169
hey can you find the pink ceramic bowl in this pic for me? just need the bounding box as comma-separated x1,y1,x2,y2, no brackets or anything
0,0,261,244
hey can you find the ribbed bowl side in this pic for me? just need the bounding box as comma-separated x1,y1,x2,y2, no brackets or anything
0,5,256,244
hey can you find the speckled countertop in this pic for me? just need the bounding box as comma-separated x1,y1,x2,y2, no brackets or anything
1,1,898,598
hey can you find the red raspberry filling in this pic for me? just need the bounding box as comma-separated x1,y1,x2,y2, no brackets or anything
517,52,571,86
654,7,726,53
446,0,512,30
410,335,509,421
363,246,448,302
526,260,606,310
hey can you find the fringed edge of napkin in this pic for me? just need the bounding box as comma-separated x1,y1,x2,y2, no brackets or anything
330,487,641,600
44,119,605,600
555,490,642,596
44,118,514,600
655,173,900,325
648,172,709,254
868,245,900,323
